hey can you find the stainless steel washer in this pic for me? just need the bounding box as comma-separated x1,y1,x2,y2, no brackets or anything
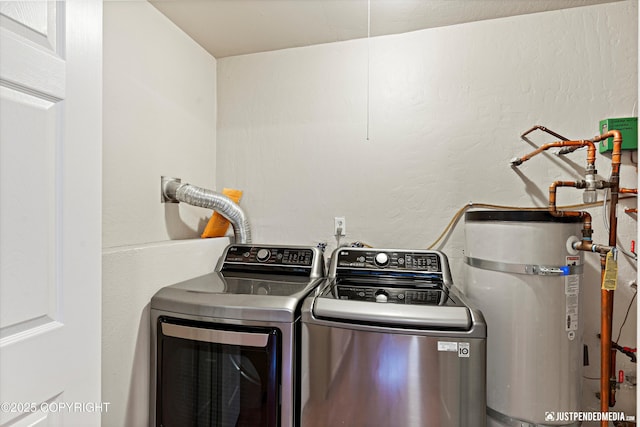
150,244,324,427
300,247,486,427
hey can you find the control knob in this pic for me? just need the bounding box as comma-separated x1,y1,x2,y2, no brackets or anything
375,290,389,303
374,252,390,267
256,248,271,262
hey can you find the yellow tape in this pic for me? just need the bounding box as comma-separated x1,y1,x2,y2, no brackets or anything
201,188,243,238
602,250,618,291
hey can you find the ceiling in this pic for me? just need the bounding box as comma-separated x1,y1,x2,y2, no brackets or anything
149,0,621,58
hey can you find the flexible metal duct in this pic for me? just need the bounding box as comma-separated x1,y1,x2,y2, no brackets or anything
162,177,251,244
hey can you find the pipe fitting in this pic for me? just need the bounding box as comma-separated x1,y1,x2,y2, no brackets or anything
161,176,181,203
510,157,523,167
557,146,580,155
583,190,597,204
572,240,614,254
584,173,598,203
581,227,594,241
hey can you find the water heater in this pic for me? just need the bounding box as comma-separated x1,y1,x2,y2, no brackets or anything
462,210,584,426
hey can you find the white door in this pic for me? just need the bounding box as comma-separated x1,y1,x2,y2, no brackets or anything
0,1,102,426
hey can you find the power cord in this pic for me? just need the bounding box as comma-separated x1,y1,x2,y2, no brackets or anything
615,287,637,343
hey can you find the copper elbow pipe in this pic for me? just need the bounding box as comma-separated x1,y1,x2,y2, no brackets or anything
549,181,593,240
548,180,588,217
585,141,597,166
512,140,596,166
593,130,623,173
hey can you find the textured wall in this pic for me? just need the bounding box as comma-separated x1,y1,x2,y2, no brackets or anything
102,3,225,426
103,1,218,249
217,1,638,415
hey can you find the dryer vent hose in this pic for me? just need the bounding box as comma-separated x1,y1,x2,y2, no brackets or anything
163,178,251,244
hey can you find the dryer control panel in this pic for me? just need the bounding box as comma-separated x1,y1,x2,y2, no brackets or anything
220,245,325,278
225,245,314,266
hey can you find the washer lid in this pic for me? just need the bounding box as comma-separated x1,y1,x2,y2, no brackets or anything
312,297,471,330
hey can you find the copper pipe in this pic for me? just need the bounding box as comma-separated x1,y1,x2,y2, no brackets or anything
593,131,623,174
585,142,597,166
620,188,636,215
512,140,596,166
599,255,615,414
549,181,586,209
591,130,623,423
521,125,570,141
548,181,593,240
572,240,614,254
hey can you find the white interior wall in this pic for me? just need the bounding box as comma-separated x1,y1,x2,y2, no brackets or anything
102,2,226,426
217,0,638,415
103,1,218,249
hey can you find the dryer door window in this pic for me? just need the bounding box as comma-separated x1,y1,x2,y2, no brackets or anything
156,317,280,427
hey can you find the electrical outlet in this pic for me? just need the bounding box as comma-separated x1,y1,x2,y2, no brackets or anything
334,217,346,236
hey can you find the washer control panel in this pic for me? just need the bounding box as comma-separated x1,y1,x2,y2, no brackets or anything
336,249,441,272
334,286,442,305
224,245,314,266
